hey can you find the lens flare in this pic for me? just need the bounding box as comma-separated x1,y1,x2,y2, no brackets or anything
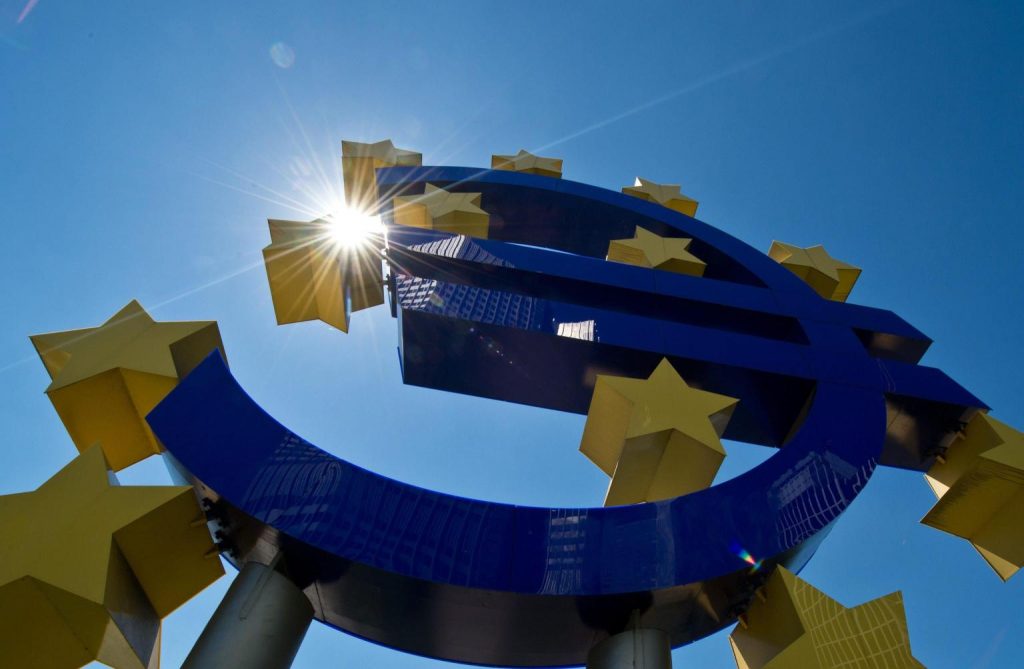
731,542,764,573
17,0,40,24
270,42,296,69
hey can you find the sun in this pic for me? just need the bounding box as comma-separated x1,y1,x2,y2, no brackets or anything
323,206,384,249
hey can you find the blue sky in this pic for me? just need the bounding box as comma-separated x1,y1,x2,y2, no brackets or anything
2,1,1022,667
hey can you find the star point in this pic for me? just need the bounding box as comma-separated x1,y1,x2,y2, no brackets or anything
341,138,422,211
622,177,699,217
580,358,738,505
730,566,923,669
30,302,226,471
922,412,1024,581
768,241,861,302
262,218,384,334
607,226,707,276
392,184,490,239
491,149,563,178
0,445,223,669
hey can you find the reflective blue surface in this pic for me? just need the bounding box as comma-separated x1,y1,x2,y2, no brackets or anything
381,167,983,466
149,167,986,666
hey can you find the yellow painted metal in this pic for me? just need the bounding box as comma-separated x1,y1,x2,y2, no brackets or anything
922,413,1024,581
491,149,563,178
729,566,923,669
29,301,226,471
607,226,707,277
392,184,490,239
768,241,861,302
621,177,699,217
579,358,737,505
0,445,223,669
262,218,384,333
341,139,421,212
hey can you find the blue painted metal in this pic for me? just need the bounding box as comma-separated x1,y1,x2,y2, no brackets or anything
151,353,881,666
149,166,986,666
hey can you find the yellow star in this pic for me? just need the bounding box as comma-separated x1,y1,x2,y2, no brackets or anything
622,177,699,217
607,226,707,277
392,184,490,239
491,149,563,178
341,139,422,211
0,445,223,669
768,241,861,302
730,567,923,669
922,413,1024,581
262,218,384,334
30,301,226,471
580,358,738,505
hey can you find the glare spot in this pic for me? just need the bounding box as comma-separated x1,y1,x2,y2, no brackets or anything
270,42,295,69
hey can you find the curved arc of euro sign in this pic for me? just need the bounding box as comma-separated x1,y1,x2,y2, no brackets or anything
149,167,985,667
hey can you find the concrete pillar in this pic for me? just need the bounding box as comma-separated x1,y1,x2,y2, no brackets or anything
182,561,314,669
587,626,672,669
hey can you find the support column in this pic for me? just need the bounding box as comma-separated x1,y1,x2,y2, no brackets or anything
586,626,672,669
183,561,314,669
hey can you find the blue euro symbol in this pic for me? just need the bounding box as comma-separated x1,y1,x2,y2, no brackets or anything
149,166,984,667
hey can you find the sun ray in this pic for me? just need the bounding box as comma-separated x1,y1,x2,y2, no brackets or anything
531,1,912,155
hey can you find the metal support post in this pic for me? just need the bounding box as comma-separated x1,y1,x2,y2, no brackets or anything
182,561,314,669
586,626,672,669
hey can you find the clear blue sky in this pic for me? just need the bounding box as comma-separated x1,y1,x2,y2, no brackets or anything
2,1,1022,667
